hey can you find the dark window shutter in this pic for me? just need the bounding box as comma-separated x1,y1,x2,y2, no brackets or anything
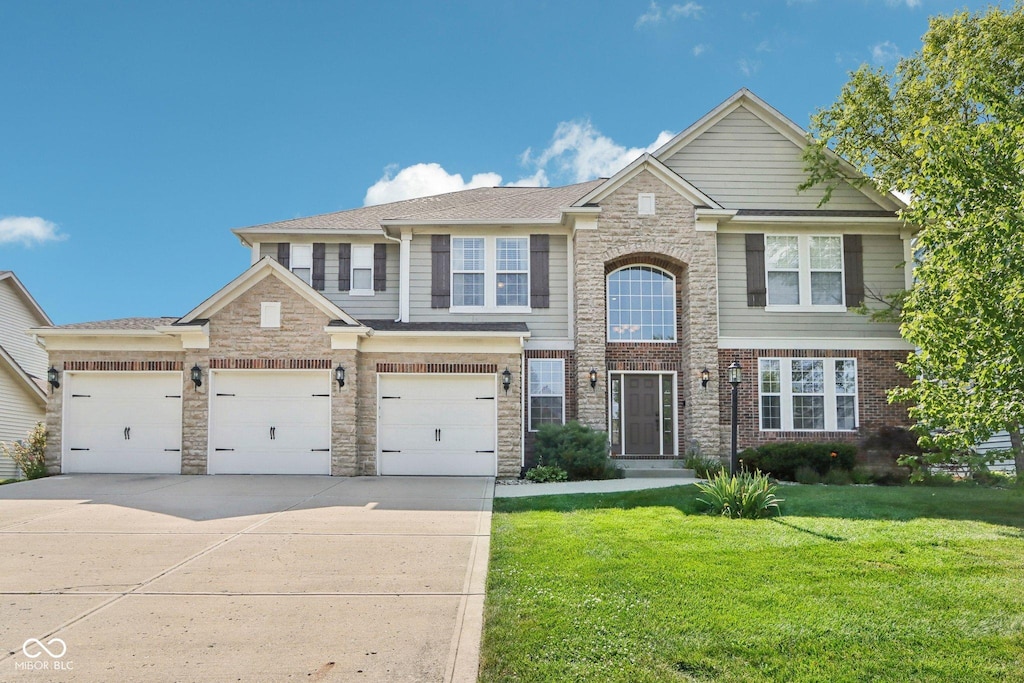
530,234,550,308
843,234,864,307
431,235,451,308
312,243,325,291
338,243,351,291
374,244,387,292
745,234,766,307
277,243,290,269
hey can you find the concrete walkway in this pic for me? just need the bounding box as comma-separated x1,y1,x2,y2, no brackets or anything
494,476,701,498
0,474,493,682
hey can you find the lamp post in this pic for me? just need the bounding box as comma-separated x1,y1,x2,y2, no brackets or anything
728,362,742,475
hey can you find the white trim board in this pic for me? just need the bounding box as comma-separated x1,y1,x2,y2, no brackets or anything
718,337,913,351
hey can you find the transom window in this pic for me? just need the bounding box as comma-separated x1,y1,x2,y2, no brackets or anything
528,359,565,431
607,266,676,342
451,236,530,310
765,235,844,309
759,357,857,431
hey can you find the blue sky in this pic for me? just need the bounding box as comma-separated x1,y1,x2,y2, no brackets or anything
0,0,1002,324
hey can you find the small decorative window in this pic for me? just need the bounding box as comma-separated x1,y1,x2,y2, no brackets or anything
638,193,656,216
528,359,564,431
607,266,676,342
260,302,281,329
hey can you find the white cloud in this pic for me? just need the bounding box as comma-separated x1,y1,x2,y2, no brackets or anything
529,120,675,183
668,2,704,19
886,0,921,7
692,44,707,57
636,1,703,29
871,40,902,64
0,216,64,246
756,40,772,53
364,163,503,206
737,58,761,77
505,169,549,187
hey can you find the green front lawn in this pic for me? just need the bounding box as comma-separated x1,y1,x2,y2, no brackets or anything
481,485,1024,682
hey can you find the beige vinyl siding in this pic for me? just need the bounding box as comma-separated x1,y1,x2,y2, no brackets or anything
260,241,399,320
0,280,48,378
717,232,904,339
0,366,44,478
409,233,570,340
664,107,885,211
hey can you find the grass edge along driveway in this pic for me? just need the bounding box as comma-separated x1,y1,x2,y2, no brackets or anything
480,484,1024,683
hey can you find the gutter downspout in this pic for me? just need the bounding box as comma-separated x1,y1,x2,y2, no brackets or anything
381,230,409,323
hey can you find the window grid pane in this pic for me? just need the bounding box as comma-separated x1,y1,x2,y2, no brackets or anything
453,273,484,307
607,266,676,341
792,396,825,430
496,273,528,306
791,360,824,394
759,359,782,430
837,396,857,430
761,396,781,430
529,360,564,431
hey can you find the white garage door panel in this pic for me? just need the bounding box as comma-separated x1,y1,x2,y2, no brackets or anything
63,373,183,474
378,375,497,476
209,371,331,475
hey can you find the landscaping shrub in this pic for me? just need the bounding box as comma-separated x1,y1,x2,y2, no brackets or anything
695,469,783,519
823,468,853,486
683,452,724,478
794,465,821,485
524,465,568,483
851,467,874,485
533,421,616,481
0,423,48,480
739,442,857,481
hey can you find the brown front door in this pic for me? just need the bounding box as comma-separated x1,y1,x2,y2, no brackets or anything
624,374,661,455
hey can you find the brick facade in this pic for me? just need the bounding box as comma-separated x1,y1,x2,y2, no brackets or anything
717,348,912,453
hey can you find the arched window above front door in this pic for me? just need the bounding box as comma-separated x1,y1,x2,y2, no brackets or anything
607,265,676,342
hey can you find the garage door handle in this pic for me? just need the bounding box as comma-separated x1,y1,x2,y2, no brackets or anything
215,448,235,451
270,427,276,440
476,450,495,453
311,448,330,452
435,428,441,441
124,427,131,440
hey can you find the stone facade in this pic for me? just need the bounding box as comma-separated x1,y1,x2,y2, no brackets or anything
574,169,722,457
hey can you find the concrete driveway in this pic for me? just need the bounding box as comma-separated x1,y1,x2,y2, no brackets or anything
0,474,493,682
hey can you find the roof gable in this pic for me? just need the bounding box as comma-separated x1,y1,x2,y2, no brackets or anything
0,344,47,407
178,257,359,325
653,89,903,212
572,153,721,209
0,272,52,326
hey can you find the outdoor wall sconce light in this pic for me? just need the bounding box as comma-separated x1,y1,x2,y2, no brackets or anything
589,368,598,389
700,368,710,389
501,367,512,394
47,366,60,391
335,365,346,388
190,364,203,389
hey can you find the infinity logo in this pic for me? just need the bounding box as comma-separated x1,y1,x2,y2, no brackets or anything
22,638,67,659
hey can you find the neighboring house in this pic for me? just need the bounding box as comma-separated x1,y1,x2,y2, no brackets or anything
0,271,51,478
32,89,914,477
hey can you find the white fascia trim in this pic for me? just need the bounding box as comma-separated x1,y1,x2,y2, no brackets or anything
0,272,53,325
718,219,906,235
718,337,914,351
524,339,574,351
379,218,563,227
0,346,47,404
155,323,210,349
30,327,168,337
232,228,386,242
694,208,738,232
367,329,531,339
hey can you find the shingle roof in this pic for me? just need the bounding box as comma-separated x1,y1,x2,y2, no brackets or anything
52,317,179,330
236,180,606,233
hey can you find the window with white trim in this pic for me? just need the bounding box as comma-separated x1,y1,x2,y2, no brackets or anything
765,235,844,309
291,244,313,285
758,357,858,431
350,245,374,295
528,359,564,431
451,236,530,311
607,265,676,342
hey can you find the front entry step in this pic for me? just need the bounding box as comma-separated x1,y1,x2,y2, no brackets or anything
615,459,696,479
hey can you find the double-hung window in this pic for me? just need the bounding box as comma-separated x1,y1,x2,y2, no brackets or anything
350,245,374,295
451,236,530,311
758,357,858,431
528,359,564,431
290,244,313,285
765,235,844,310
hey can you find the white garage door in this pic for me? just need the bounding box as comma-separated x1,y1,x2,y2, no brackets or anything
378,374,497,476
209,371,331,475
63,373,183,474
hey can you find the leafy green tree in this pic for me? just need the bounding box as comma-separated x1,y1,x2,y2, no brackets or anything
802,3,1024,475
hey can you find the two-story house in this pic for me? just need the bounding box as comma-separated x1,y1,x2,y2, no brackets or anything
33,90,914,477
0,271,51,478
